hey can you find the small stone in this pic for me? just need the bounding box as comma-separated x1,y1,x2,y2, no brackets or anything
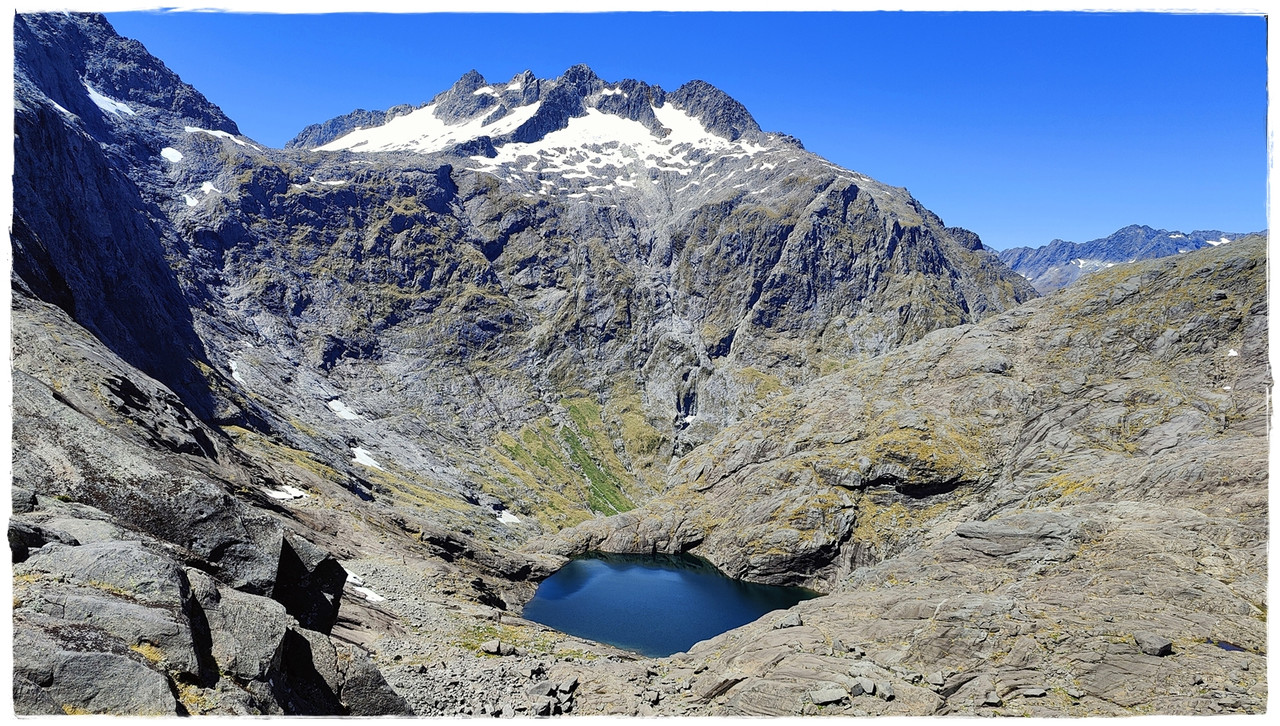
983,691,1003,707
557,676,579,694
532,697,553,716
644,690,660,705
1067,687,1085,699
774,612,803,629
808,687,848,705
831,638,846,653
1022,687,1047,698
1134,631,1173,657
877,681,895,701
926,671,946,687
481,639,516,656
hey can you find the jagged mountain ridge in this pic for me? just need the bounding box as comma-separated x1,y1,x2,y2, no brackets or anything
998,224,1255,293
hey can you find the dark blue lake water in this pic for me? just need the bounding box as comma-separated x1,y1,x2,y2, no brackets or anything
522,553,820,658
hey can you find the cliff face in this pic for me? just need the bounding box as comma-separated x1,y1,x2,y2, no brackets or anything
11,12,1265,718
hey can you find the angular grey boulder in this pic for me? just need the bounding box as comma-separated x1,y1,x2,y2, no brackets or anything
1134,631,1174,657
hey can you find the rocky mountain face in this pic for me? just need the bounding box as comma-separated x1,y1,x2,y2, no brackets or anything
998,224,1255,294
9,12,1265,718
533,234,1269,715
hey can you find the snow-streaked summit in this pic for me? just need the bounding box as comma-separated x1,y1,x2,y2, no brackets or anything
294,65,876,209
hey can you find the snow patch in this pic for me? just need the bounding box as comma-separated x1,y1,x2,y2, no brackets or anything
51,101,73,117
84,82,135,116
1207,236,1232,246
353,586,386,603
183,194,199,207
229,361,245,384
160,147,184,163
327,400,360,420
1169,233,1185,239
496,510,520,524
1228,349,1239,357
473,86,499,96
316,100,543,154
344,571,365,586
201,181,223,194
599,87,624,96
1223,385,1233,391
184,126,260,150
351,447,383,470
264,485,308,500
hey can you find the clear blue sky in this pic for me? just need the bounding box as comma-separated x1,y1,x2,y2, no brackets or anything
103,11,1267,250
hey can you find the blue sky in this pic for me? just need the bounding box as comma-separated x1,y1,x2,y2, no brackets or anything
102,11,1267,250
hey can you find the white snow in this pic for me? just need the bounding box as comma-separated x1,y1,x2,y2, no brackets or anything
1223,385,1233,391
1207,236,1233,246
229,361,245,384
316,101,543,154
318,179,348,185
51,101,73,117
496,510,520,524
1169,233,1185,239
183,194,199,207
84,82,135,116
201,181,222,194
506,81,523,90
351,447,383,470
264,485,308,500
599,87,624,96
353,586,386,603
184,126,260,150
160,147,184,162
473,86,499,96
344,571,365,586
1228,349,1240,357
327,400,360,420
683,414,697,423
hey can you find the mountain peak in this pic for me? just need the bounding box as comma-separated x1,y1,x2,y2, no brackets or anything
15,12,238,134
561,63,600,86
668,79,761,142
453,69,487,92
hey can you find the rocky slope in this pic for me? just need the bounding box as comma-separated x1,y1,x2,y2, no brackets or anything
531,235,1268,715
9,11,1266,718
998,224,1255,293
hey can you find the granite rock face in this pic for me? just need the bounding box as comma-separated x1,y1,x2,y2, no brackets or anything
10,11,1266,718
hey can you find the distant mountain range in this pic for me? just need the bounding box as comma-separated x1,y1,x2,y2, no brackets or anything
998,224,1259,293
